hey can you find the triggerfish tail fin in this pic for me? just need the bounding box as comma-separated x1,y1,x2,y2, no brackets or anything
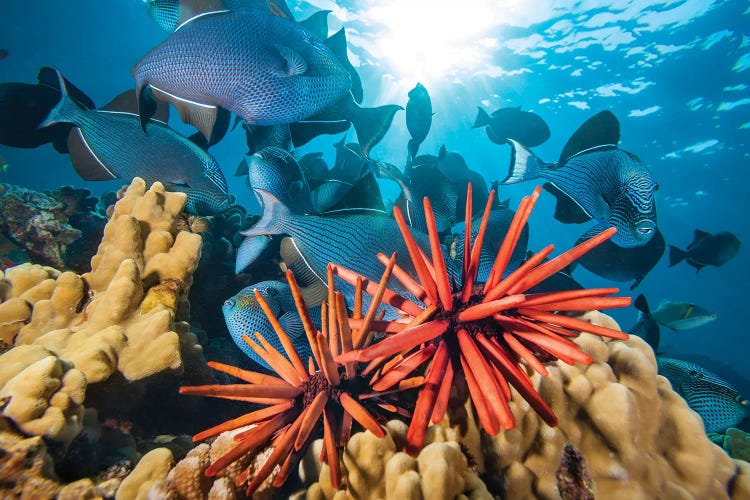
668,245,687,267
472,107,491,128
502,138,549,184
342,97,402,158
39,69,84,128
235,234,272,274
635,294,651,317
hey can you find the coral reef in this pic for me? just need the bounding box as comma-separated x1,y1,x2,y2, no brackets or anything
0,183,106,270
0,179,210,446
125,311,750,499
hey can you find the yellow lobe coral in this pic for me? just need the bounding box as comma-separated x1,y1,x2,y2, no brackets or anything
0,345,86,444
115,447,174,500
0,178,209,443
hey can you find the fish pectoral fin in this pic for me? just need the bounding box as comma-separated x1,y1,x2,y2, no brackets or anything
150,85,226,143
67,128,119,181
279,236,328,306
236,234,272,274
278,311,305,340
102,90,169,123
273,44,308,76
543,182,593,223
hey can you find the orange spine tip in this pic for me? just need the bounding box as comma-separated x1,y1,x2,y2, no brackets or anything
518,308,629,340
206,361,288,386
458,294,526,322
286,270,325,368
193,401,293,442
423,197,454,312
484,244,555,303
353,252,398,348
324,407,342,489
508,227,617,295
294,391,328,451
317,333,341,386
431,359,455,424
392,205,438,303
527,296,632,311
372,343,437,391
405,340,450,455
503,332,549,376
457,329,515,430
253,289,309,382
340,393,385,438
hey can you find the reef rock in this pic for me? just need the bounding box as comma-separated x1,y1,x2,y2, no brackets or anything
0,178,210,443
0,183,105,270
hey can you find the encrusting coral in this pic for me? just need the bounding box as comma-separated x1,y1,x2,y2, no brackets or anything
0,178,210,443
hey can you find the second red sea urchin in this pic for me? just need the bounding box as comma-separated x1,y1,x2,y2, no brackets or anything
333,185,631,455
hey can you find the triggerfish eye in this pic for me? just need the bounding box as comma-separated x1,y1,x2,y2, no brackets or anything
636,220,656,235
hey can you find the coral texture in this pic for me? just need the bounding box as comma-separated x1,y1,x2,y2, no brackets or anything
0,178,210,444
0,183,82,268
115,447,174,500
2,178,206,383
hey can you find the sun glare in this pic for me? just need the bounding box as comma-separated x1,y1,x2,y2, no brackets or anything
366,0,505,86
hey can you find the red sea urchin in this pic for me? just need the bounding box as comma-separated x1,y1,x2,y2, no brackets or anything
179,263,420,496
334,185,631,455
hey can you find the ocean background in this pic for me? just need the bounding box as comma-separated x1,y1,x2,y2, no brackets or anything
1,0,748,394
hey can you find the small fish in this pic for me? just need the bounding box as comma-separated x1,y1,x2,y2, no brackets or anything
0,155,7,172
0,67,95,153
406,83,433,163
223,281,315,370
473,106,550,147
0,49,8,61
502,110,659,249
628,294,661,351
649,300,717,331
572,225,665,289
669,230,741,272
41,69,231,215
657,357,749,433
134,7,352,143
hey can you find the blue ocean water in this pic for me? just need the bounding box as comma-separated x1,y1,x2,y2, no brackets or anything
0,0,747,396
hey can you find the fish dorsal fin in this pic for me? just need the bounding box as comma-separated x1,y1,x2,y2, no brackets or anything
323,28,363,104
298,10,330,40
267,0,295,20
66,128,119,181
543,182,593,223
175,1,228,30
149,84,228,143
559,110,621,163
273,44,307,76
101,90,170,123
279,236,328,305
692,229,712,244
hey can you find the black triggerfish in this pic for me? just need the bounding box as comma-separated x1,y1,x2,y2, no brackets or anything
133,7,352,142
502,110,659,249
41,69,231,215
